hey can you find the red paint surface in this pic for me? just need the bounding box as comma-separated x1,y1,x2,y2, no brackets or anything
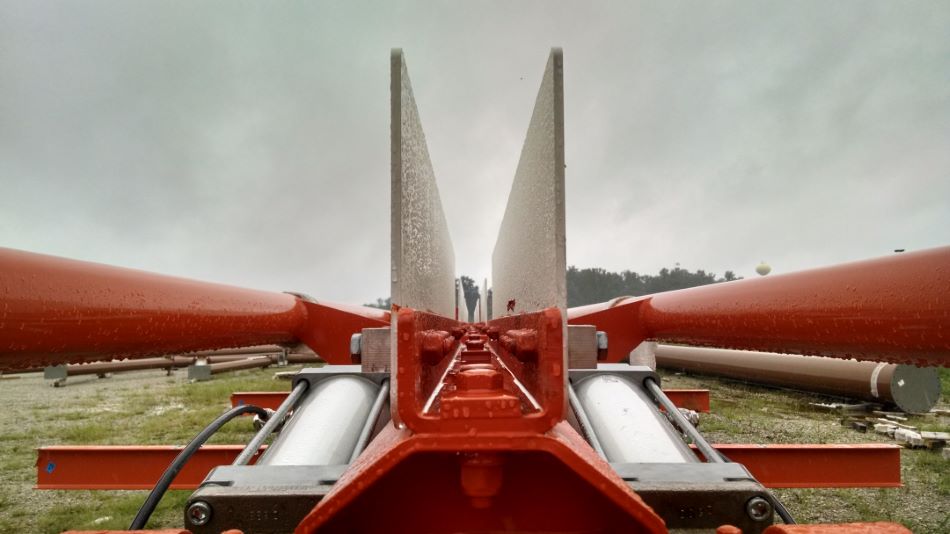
0,247,389,370
35,443,899,491
763,522,911,534
570,247,950,366
696,443,901,488
0,248,304,370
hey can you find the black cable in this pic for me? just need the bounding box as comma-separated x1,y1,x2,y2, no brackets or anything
717,450,796,524
129,404,269,529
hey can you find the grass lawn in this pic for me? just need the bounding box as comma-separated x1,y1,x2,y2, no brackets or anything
0,365,947,532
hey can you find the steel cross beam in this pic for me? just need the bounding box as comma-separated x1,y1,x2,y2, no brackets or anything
36,443,901,490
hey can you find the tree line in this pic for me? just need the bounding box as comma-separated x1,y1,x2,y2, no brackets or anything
566,265,738,307
365,265,739,311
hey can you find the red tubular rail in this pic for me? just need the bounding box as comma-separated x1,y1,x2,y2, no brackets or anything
570,247,950,367
0,247,389,370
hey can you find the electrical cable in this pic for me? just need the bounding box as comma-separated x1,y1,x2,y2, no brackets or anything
129,404,269,529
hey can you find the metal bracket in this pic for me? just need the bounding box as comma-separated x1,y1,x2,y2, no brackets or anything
292,365,389,390
569,363,660,389
611,462,773,533
186,464,345,534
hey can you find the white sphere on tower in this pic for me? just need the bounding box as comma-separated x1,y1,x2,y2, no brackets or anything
755,261,771,276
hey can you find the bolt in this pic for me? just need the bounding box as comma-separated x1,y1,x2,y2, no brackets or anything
460,453,504,509
504,329,538,362
464,336,485,351
186,501,213,526
421,330,450,364
595,330,608,350
456,368,503,392
349,333,362,357
746,496,772,522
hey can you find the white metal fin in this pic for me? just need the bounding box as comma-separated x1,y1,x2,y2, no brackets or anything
491,48,566,317
390,49,456,316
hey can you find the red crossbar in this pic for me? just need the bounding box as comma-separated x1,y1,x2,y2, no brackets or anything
695,444,902,488
36,443,899,490
661,389,710,412
231,389,712,413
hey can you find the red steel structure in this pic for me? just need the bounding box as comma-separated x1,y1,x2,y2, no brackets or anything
569,246,950,368
2,48,944,533
0,246,388,369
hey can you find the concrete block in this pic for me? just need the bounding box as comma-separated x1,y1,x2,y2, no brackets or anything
44,365,67,380
360,327,392,373
630,341,658,370
188,364,212,381
567,325,597,369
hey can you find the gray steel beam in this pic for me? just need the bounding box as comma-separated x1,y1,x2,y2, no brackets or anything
491,48,566,317
390,49,455,317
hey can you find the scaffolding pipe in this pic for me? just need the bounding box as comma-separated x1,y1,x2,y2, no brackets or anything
49,357,186,377
654,344,941,413
201,356,273,375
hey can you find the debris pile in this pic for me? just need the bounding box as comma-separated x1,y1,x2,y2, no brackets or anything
816,402,950,451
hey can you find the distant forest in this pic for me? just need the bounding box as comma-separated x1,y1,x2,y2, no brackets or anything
365,266,739,310
566,265,739,307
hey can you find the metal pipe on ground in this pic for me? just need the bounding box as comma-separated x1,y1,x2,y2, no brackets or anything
192,356,273,377
654,344,941,413
180,353,320,365
186,345,285,357
573,374,697,463
45,357,192,379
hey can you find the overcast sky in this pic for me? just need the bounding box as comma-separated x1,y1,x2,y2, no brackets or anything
2,2,948,305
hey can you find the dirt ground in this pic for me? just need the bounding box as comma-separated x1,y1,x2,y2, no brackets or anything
0,366,947,533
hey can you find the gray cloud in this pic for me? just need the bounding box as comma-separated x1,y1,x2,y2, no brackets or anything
1,1,947,305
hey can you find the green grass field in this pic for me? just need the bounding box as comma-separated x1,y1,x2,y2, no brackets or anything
1,366,947,533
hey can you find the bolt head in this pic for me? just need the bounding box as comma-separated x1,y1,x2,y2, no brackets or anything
464,336,485,351
457,368,503,391
349,333,362,356
745,496,772,522
187,501,212,526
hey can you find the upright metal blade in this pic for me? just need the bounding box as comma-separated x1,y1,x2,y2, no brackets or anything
390,49,456,316
492,48,566,317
